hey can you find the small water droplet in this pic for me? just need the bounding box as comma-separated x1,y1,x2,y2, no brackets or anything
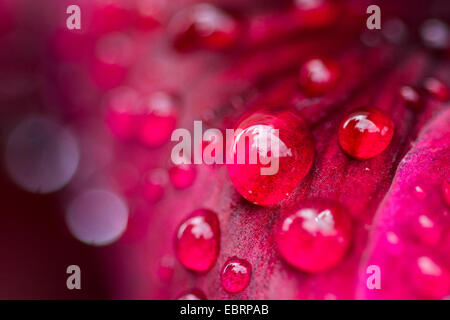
412,256,449,299
175,209,220,272
169,163,196,189
413,185,427,200
423,77,449,101
338,107,394,160
177,289,207,300
399,86,421,110
142,168,168,203
157,255,175,282
221,257,252,293
298,58,340,96
413,215,442,245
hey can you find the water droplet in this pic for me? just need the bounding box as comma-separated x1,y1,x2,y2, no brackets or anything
169,3,239,51
221,257,252,293
413,185,427,200
142,168,168,203
275,200,353,273
399,86,421,110
227,108,314,206
412,256,449,299
105,86,141,140
384,231,403,255
175,209,220,272
177,289,207,300
413,215,442,245
294,0,339,28
298,58,340,96
138,91,178,148
423,77,449,101
157,254,175,282
338,107,394,160
169,163,196,189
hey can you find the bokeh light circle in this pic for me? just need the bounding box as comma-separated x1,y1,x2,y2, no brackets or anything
5,117,79,193
66,189,129,246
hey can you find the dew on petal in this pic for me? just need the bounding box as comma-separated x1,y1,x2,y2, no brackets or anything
134,0,164,30
294,0,339,28
323,293,338,300
423,77,449,101
227,108,314,206
66,189,129,246
412,256,449,299
90,32,134,90
338,107,394,160
413,185,427,200
169,163,196,189
90,3,133,34
177,289,207,300
142,168,168,203
383,231,403,255
137,91,178,148
412,215,442,245
220,257,252,293
275,200,353,273
169,3,239,51
298,58,339,96
5,117,79,194
399,86,421,110
175,209,220,273
105,86,141,140
157,254,175,282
